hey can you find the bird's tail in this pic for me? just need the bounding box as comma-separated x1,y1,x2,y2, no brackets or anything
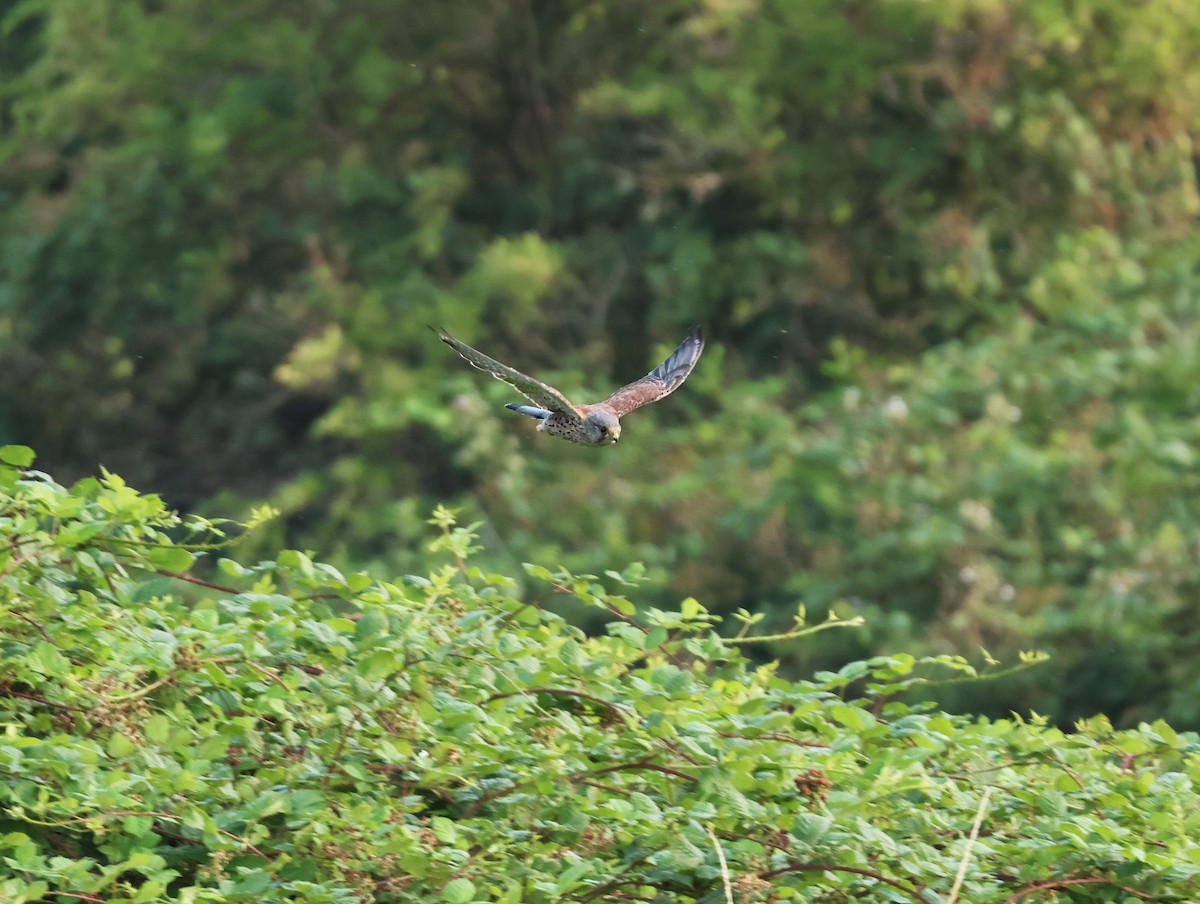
505,404,552,420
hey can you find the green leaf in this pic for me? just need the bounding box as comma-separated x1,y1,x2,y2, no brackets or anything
28,642,70,677
107,732,138,757
56,520,107,547
144,714,170,744
191,608,219,631
442,878,476,903
355,608,388,642
145,545,197,572
431,817,457,844
358,650,398,681
230,870,273,895
829,704,877,732
0,445,35,467
791,812,832,842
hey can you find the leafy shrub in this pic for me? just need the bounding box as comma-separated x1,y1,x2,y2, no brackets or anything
3,450,1200,902
5,0,1200,727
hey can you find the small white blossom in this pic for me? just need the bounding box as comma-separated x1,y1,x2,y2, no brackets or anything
959,499,994,531
883,395,909,422
986,393,1022,424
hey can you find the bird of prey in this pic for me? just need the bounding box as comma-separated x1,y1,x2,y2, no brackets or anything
435,327,704,446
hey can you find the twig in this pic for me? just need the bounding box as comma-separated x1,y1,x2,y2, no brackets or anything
155,569,241,595
106,672,175,703
21,809,269,859
1,688,86,712
706,826,734,904
246,661,289,689
462,759,699,819
0,551,35,582
9,608,52,642
581,761,700,784
550,581,648,633
721,830,790,855
762,862,929,903
486,687,632,722
719,731,830,749
727,616,864,644
660,738,705,766
574,779,628,796
1002,877,1152,902
947,786,993,904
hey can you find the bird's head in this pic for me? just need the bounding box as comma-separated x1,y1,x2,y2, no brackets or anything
584,409,621,445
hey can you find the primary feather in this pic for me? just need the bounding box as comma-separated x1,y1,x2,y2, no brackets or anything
599,328,705,418
434,328,580,421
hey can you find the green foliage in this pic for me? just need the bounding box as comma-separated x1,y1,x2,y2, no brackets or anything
4,0,1200,727
4,458,1200,902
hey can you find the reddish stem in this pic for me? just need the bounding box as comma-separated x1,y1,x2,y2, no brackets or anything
1002,877,1152,902
761,862,929,903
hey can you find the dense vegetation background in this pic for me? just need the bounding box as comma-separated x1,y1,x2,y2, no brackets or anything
4,0,1200,726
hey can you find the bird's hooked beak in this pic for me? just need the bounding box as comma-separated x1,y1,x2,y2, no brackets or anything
610,427,621,444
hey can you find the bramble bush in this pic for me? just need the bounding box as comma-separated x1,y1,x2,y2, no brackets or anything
3,449,1200,903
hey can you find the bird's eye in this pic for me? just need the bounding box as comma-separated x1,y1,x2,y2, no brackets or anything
598,425,607,435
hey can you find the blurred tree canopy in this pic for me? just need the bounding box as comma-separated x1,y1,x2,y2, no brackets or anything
3,0,1200,725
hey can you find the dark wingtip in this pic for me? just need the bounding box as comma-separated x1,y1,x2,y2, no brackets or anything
431,326,463,352
504,403,519,410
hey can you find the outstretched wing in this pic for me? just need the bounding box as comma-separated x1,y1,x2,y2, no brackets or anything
435,328,581,420
599,328,705,417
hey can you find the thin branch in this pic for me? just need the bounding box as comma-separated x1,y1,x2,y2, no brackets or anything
727,616,864,644
581,761,700,784
762,862,930,903
720,830,790,856
947,786,993,904
659,737,706,766
1055,765,1086,791
0,551,35,582
486,687,632,722
576,854,655,902
462,759,699,819
1,688,86,712
18,809,269,859
106,672,175,703
574,779,628,796
894,657,1049,692
246,661,289,689
1002,877,1153,902
8,608,52,642
155,569,241,595
550,581,649,634
719,731,830,749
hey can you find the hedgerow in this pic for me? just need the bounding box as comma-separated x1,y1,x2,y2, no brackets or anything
2,448,1199,903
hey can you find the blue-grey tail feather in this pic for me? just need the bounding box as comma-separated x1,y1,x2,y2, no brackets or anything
505,404,552,420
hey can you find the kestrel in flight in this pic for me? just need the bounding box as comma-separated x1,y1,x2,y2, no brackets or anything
435,327,705,446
